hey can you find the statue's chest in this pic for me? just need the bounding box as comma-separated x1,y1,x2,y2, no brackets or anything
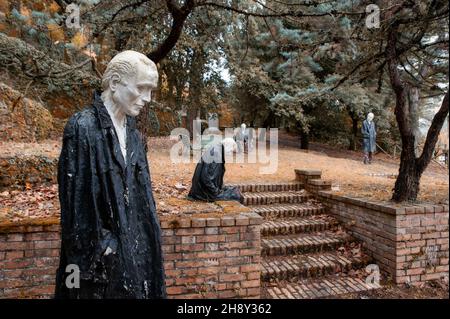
94,129,146,180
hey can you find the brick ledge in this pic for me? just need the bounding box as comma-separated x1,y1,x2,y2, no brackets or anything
317,190,449,215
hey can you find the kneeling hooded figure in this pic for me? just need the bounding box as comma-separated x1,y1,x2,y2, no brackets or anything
188,138,242,202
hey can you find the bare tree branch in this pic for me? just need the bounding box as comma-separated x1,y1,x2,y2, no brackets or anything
147,0,196,63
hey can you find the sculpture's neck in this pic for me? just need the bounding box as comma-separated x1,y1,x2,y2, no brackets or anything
101,91,127,128
101,90,128,162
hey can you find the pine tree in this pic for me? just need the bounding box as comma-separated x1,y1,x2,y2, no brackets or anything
225,0,392,149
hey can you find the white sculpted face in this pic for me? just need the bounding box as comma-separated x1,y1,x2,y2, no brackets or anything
112,67,155,117
367,112,374,122
103,50,158,118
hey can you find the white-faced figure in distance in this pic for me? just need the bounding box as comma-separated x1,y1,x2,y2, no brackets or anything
361,112,377,164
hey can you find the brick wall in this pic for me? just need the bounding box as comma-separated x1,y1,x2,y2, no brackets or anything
395,206,449,284
296,169,449,285
0,221,60,298
160,202,262,298
0,202,262,299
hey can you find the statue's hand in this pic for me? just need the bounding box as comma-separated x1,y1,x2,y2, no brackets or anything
104,246,115,256
100,229,118,257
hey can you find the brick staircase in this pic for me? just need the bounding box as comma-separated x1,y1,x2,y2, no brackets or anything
228,181,382,299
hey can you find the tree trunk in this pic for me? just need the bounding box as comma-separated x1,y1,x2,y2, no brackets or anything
386,20,449,202
348,116,358,151
386,22,420,202
300,129,309,149
392,135,421,201
392,91,449,202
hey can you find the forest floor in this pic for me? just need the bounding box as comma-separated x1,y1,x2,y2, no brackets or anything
0,136,448,223
333,280,449,299
145,136,449,205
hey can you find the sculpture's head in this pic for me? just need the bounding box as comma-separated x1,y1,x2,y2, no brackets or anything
101,50,158,117
241,123,246,130
367,112,374,122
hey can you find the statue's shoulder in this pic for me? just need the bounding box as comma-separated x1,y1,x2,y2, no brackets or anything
63,107,97,138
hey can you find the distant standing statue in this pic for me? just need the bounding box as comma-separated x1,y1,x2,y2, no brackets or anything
361,112,376,164
235,123,247,153
55,51,166,299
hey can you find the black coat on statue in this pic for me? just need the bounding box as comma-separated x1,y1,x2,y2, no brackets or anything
55,91,166,299
188,143,241,202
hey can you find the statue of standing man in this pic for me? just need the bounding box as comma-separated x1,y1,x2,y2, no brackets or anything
235,123,247,153
361,112,377,164
55,51,166,299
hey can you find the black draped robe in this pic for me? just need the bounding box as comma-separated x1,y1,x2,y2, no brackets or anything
188,143,241,202
54,91,166,299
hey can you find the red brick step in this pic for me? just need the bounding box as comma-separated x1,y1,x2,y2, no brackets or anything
249,203,326,218
261,252,368,281
261,215,337,236
265,275,381,299
241,191,311,206
226,182,304,193
237,179,383,299
261,233,354,256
